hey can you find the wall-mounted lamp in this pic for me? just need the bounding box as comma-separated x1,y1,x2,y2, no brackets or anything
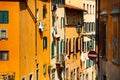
100,9,108,21
110,6,120,16
76,22,82,33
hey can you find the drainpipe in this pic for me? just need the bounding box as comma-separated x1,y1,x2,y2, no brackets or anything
34,0,39,80
96,0,100,80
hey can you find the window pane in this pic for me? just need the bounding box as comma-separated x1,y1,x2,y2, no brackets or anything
51,41,54,57
0,51,8,61
0,11,8,24
1,30,6,39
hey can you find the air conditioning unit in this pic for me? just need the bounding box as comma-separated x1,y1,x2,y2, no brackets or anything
39,22,44,32
52,4,57,11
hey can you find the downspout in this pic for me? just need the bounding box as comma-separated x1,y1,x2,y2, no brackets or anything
96,0,100,80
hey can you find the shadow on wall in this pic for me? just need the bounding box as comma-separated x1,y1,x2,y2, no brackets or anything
19,0,36,23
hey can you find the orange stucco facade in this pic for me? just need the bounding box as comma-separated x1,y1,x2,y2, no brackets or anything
64,7,84,80
0,0,50,80
98,0,120,80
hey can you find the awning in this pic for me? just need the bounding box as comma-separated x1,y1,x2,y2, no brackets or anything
65,4,87,12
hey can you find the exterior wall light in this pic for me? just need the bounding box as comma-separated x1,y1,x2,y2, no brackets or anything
76,22,82,33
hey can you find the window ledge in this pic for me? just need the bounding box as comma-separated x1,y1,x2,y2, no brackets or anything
112,58,120,65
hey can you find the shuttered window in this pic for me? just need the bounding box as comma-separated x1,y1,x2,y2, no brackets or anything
43,5,47,19
63,41,66,53
0,11,9,24
92,40,94,50
60,41,63,54
76,38,78,53
43,37,47,49
80,37,84,52
0,29,8,40
51,41,54,57
0,51,8,61
69,39,71,54
61,17,64,28
52,16,55,26
83,42,86,52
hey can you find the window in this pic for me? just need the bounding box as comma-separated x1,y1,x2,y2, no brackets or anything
83,4,85,10
93,5,95,14
43,37,47,49
60,40,63,54
43,5,47,19
36,8,39,21
73,38,76,54
69,39,71,53
84,22,86,32
71,71,73,80
0,29,8,40
0,51,8,61
36,64,39,80
22,77,25,80
87,4,89,14
103,75,107,80
81,37,84,52
43,64,47,77
86,74,88,80
61,17,64,28
90,5,92,14
63,40,66,53
66,16,69,25
72,15,76,25
56,40,59,61
112,15,119,64
52,69,55,80
0,11,9,24
29,74,33,80
87,41,89,51
87,23,89,32
66,39,69,55
51,41,54,58
52,16,55,26
77,67,79,80
76,38,78,53
83,42,86,52
66,68,68,79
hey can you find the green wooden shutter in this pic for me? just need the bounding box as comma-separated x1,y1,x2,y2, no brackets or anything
43,7,46,19
63,41,65,53
43,37,47,49
61,17,64,28
86,60,89,68
92,40,94,49
51,41,54,57
60,41,63,54
0,11,8,24
52,16,54,26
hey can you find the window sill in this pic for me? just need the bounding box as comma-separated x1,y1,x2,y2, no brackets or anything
112,58,120,65
0,38,8,40
51,56,55,59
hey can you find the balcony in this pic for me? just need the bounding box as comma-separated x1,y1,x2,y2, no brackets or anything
56,54,65,68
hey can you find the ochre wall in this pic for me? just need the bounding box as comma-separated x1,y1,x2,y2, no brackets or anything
0,1,20,80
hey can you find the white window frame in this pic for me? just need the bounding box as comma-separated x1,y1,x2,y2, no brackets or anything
0,29,8,40
29,73,33,80
66,16,69,25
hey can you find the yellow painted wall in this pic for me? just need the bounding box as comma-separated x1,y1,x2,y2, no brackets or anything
37,1,50,80
19,0,36,80
66,0,83,8
0,1,20,80
99,0,120,79
0,0,51,80
65,9,83,80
